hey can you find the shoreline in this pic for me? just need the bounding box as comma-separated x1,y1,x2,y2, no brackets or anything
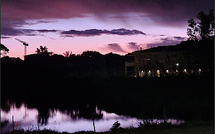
2,121,214,134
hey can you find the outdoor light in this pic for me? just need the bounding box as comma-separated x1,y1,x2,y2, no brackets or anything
156,70,160,77
166,70,169,73
198,69,201,75
176,63,179,66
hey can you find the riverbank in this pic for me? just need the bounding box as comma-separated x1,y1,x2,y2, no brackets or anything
3,121,214,134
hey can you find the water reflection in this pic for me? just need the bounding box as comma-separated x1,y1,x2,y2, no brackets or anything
1,103,185,133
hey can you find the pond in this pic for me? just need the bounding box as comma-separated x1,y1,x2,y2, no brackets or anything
1,103,185,133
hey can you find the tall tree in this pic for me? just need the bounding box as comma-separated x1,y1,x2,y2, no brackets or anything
187,18,198,41
209,9,214,37
187,9,214,41
197,11,210,40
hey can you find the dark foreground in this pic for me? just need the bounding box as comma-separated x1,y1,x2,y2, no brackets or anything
3,121,214,134
2,75,214,121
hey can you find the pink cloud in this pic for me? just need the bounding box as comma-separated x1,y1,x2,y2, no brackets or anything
107,43,127,53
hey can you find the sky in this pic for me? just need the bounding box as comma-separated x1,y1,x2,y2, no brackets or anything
1,0,214,59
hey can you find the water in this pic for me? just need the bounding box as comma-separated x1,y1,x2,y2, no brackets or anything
1,103,185,133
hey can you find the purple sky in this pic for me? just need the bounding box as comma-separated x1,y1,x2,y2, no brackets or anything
1,0,214,59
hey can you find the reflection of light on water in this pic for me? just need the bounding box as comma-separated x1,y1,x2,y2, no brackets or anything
139,119,185,125
1,104,38,123
102,111,119,119
1,104,185,133
1,104,38,133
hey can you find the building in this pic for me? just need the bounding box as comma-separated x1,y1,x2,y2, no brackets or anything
125,42,212,77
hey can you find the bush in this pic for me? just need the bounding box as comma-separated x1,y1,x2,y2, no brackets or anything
110,121,121,131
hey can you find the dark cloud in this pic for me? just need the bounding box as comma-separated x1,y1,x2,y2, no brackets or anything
1,0,213,25
108,15,131,19
1,20,27,36
107,43,127,53
1,36,10,39
1,26,144,38
0,26,40,37
173,36,187,40
1,0,213,38
1,0,87,20
160,36,187,42
147,36,187,48
33,29,59,33
61,28,146,37
110,29,145,35
1,26,24,37
29,20,57,24
0,27,56,37
0,18,60,37
127,42,140,50
62,29,104,37
21,20,58,27
0,20,57,37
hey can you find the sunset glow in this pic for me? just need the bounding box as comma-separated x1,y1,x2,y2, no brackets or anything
1,0,213,59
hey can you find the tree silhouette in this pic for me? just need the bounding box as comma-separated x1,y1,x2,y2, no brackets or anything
36,46,53,55
110,121,121,131
187,18,198,41
63,51,73,58
187,9,214,41
81,51,102,57
0,43,9,57
209,9,214,37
